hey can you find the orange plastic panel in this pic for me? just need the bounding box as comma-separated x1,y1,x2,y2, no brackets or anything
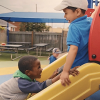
88,5,100,62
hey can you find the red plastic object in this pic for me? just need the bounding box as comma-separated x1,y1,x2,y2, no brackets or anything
88,5,100,62
1,43,6,45
85,8,94,17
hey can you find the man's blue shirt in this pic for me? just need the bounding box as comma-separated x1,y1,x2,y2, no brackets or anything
67,15,92,68
49,55,57,64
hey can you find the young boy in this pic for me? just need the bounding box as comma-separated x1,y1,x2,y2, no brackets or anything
54,0,93,86
0,55,78,100
48,48,61,64
0,56,60,100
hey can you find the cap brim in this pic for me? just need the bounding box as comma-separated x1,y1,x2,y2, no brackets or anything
56,51,62,54
54,4,68,11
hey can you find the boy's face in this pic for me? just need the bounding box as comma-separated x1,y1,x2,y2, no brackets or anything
63,8,80,23
26,59,43,80
53,53,59,58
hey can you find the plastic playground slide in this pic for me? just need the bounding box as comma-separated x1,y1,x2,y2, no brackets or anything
28,53,100,100
36,53,68,82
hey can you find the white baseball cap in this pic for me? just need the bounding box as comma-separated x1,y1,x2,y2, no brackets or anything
54,0,88,11
52,48,61,54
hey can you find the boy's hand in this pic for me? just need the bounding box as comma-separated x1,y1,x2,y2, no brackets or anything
69,66,79,76
53,69,59,76
60,71,71,86
91,3,100,18
60,66,79,86
49,69,59,79
47,57,50,60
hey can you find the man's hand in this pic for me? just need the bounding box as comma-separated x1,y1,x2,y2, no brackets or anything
69,66,79,76
60,71,71,86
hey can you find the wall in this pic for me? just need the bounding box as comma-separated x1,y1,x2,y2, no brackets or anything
0,30,7,44
9,22,21,31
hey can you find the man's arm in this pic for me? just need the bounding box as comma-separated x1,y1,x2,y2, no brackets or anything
60,45,78,86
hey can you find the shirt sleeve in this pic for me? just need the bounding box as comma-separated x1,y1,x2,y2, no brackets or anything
87,17,93,22
18,78,52,93
67,24,80,47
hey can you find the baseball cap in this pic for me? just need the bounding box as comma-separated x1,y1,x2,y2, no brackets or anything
54,0,88,11
52,48,61,54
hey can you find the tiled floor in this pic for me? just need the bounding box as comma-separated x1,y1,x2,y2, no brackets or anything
0,74,13,84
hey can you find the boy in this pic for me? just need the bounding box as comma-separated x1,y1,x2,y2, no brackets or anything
0,56,60,100
48,48,61,64
0,55,78,100
54,0,93,86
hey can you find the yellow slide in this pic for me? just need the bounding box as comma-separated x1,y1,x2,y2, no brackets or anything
28,53,100,100
37,53,68,82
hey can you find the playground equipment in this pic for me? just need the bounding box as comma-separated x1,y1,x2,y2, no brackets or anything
87,0,99,8
27,1,100,100
88,5,100,63
28,63,100,100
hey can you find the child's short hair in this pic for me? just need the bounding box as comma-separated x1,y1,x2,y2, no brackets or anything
54,0,88,11
18,56,38,74
67,6,86,14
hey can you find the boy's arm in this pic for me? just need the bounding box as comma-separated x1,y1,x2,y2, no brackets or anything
18,74,60,93
60,45,78,86
47,57,50,60
52,74,61,83
49,68,59,79
18,78,48,93
91,3,99,18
